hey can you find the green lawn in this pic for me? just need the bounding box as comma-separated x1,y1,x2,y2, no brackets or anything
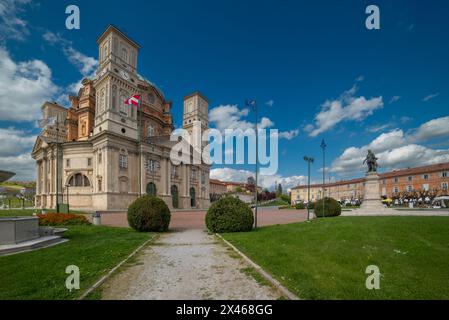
0,209,36,217
222,217,449,300
0,209,89,218
0,198,34,208
0,225,153,300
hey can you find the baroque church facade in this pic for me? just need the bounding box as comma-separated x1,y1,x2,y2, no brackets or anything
32,25,211,211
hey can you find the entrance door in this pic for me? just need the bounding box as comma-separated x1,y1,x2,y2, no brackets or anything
171,185,179,209
146,182,156,196
190,187,196,208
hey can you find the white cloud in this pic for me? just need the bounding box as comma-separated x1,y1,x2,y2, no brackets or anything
0,153,35,181
0,127,36,157
0,127,36,180
366,123,393,133
306,85,384,137
422,93,439,102
412,116,449,141
43,31,98,78
209,104,299,140
389,96,401,104
210,167,307,191
356,75,365,82
273,129,300,140
63,46,98,77
0,0,31,42
0,47,59,121
330,117,449,176
265,100,274,107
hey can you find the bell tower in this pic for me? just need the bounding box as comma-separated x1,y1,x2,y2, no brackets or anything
183,92,209,151
93,25,141,140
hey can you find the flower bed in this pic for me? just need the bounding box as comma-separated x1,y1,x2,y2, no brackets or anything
37,213,91,226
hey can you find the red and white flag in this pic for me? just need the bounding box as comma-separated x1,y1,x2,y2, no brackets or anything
124,95,141,107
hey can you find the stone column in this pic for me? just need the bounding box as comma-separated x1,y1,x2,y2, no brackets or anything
141,152,146,195
36,161,41,195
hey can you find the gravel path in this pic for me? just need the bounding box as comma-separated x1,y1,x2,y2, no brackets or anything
101,229,281,300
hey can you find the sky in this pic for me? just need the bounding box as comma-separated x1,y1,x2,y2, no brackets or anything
0,0,448,191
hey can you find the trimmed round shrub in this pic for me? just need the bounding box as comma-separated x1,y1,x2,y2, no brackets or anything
206,197,254,233
127,195,171,232
314,197,342,218
295,202,306,210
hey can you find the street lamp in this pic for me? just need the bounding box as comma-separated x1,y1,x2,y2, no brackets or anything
320,139,327,218
246,99,258,229
303,156,314,221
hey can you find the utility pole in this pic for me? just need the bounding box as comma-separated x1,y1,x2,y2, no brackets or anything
320,139,327,218
246,99,258,229
304,156,314,221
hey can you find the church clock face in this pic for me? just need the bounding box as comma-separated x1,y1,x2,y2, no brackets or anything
119,70,130,80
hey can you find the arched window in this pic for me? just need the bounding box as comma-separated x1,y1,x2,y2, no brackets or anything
68,173,91,187
190,187,196,208
122,48,128,63
120,92,128,116
171,185,179,209
147,182,156,196
148,93,155,104
148,125,155,138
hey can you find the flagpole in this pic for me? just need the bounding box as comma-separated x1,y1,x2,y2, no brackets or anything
138,96,142,198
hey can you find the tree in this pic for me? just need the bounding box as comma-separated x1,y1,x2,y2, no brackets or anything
277,183,283,197
246,176,256,193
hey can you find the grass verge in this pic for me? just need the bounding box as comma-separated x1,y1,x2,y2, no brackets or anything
0,225,154,300
222,216,449,300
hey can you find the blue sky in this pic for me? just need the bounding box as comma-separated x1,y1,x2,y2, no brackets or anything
0,0,448,190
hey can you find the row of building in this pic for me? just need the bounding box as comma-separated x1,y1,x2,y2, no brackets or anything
210,180,262,196
291,162,449,204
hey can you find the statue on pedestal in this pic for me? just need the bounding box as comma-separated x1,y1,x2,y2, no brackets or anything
363,150,378,173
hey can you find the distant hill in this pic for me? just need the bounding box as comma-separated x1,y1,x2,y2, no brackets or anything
0,181,36,190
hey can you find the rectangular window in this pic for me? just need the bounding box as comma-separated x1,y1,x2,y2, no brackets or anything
66,159,70,168
393,187,399,193
442,182,448,191
423,174,429,180
408,176,413,182
119,155,128,169
190,169,197,181
407,185,413,192
88,158,92,167
171,165,178,178
201,172,206,185
394,178,399,183
442,172,448,178
148,159,158,173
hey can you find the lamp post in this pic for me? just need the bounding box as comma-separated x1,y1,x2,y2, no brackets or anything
246,99,258,229
320,139,327,218
303,156,314,221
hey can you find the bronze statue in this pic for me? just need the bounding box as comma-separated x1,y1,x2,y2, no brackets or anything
363,150,378,172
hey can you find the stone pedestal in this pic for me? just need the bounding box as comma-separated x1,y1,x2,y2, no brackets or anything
360,172,385,211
